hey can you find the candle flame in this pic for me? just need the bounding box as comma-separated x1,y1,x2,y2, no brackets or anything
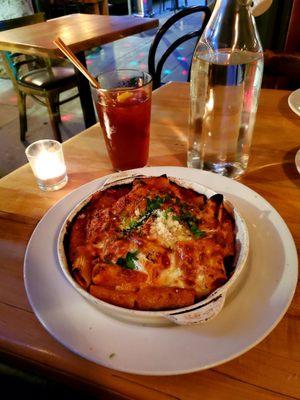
35,150,66,181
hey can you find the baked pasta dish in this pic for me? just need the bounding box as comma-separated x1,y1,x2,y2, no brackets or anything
65,176,236,311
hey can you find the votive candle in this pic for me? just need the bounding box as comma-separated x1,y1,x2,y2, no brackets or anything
25,140,68,191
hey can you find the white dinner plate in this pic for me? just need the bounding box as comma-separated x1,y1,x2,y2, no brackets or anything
295,149,300,174
288,88,300,116
24,167,298,375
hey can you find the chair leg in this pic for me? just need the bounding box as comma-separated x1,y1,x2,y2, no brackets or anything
17,92,27,142
45,96,62,142
53,94,61,123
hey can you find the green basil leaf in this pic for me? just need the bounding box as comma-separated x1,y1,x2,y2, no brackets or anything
117,251,139,270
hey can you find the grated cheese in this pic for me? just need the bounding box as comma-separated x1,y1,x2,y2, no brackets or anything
150,210,192,248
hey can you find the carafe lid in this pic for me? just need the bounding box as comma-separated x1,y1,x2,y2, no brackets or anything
251,0,273,16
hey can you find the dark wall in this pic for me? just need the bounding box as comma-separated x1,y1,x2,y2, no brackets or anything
255,0,294,51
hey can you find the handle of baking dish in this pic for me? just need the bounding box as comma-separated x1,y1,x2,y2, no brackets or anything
163,294,226,325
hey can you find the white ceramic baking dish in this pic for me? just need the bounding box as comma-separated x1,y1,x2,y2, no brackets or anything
57,173,249,326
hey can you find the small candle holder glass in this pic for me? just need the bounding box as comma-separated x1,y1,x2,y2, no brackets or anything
25,140,68,191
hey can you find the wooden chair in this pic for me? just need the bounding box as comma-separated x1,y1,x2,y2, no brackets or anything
148,5,211,90
0,12,80,142
262,49,300,90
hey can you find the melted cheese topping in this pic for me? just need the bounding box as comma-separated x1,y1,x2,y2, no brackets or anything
67,176,236,310
156,252,185,288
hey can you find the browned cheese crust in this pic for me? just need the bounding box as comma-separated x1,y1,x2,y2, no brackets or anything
66,176,236,310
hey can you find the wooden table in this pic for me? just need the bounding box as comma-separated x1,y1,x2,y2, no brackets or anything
0,83,299,399
0,13,158,128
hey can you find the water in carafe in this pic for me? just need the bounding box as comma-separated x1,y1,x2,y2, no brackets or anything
188,0,264,178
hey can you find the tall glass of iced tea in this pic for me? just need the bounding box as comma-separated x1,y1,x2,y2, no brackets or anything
92,70,152,171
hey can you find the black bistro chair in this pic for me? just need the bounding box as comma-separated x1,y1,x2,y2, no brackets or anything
0,13,80,142
148,5,211,90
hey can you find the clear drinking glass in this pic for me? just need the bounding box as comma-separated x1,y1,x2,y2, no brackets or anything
188,0,264,178
92,69,153,171
25,140,68,191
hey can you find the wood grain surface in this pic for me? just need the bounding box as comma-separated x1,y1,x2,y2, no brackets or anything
0,13,158,58
0,83,299,399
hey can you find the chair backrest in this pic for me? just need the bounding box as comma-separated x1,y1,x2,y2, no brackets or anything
262,50,300,90
148,6,211,90
0,13,46,85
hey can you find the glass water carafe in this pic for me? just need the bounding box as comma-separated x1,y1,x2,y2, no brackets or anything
188,0,264,178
